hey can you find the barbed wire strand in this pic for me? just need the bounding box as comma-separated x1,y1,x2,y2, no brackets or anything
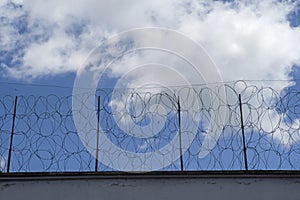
1,81,300,172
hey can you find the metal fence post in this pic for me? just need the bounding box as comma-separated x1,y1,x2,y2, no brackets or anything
7,96,18,173
238,94,248,171
178,96,184,171
95,96,100,172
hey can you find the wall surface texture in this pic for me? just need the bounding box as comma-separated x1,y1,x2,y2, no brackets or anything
1,172,300,200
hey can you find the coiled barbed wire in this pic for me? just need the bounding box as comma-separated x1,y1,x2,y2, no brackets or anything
1,80,300,172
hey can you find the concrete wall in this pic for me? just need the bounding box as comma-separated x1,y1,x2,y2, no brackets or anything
1,171,300,200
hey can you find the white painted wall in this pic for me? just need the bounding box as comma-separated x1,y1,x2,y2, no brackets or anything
1,172,300,200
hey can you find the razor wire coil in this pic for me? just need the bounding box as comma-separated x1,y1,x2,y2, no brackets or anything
1,81,300,172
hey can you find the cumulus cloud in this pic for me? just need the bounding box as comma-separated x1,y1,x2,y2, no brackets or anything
2,0,300,145
0,155,5,171
0,0,299,81
181,1,300,84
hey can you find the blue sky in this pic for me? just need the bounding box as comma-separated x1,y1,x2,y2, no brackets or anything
0,0,300,111
1,0,300,172
1,0,300,91
0,0,300,87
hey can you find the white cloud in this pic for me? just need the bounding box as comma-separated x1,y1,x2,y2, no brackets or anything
178,1,300,85
0,0,299,82
2,0,300,144
0,156,5,172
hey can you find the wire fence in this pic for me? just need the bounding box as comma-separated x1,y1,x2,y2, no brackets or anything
1,81,300,173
